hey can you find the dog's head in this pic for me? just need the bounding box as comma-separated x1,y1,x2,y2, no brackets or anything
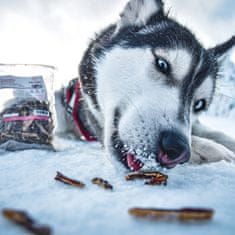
79,0,235,171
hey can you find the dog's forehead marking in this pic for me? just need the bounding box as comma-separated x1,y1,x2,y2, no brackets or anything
154,48,192,82
137,22,169,35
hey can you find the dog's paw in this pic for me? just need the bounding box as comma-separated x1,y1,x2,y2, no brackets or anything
190,136,235,164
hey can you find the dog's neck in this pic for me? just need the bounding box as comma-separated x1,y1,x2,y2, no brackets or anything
64,79,99,142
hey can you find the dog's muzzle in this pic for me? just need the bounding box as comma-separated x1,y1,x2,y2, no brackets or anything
126,131,190,171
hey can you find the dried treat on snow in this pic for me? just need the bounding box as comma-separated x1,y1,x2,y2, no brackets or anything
2,209,52,235
92,177,113,190
55,171,85,188
128,207,214,221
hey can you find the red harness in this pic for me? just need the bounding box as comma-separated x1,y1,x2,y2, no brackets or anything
65,79,97,141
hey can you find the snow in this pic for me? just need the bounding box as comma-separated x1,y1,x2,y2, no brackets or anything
1,117,235,235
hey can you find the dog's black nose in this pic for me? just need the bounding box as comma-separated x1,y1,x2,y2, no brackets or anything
158,131,190,168
160,131,188,160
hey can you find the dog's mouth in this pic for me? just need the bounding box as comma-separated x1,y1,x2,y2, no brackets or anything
126,153,144,171
112,134,189,171
126,151,189,171
158,150,190,169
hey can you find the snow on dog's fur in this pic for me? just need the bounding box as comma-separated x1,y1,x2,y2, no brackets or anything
56,0,235,171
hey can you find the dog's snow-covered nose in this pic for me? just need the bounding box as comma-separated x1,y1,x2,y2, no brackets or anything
158,131,190,168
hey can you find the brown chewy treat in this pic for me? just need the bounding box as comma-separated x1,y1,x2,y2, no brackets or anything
125,171,168,186
129,208,214,221
2,209,51,235
145,175,168,186
92,178,113,190
55,171,85,188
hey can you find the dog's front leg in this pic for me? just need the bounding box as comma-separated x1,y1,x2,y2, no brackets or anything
190,135,235,164
192,121,235,154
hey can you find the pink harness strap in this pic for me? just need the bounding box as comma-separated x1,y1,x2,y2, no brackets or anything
3,116,49,122
66,80,97,142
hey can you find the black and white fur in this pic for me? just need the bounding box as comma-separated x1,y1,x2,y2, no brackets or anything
56,0,235,170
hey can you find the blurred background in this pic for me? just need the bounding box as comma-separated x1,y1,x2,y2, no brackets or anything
0,0,234,86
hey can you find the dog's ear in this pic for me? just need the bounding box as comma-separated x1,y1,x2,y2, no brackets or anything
209,36,235,63
117,0,164,29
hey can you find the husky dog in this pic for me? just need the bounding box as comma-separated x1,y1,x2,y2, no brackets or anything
56,0,235,171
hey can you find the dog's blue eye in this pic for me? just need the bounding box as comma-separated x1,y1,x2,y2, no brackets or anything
194,99,207,113
155,57,170,74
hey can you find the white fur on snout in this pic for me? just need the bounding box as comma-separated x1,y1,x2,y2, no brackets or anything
96,46,189,169
118,89,181,168
118,89,181,146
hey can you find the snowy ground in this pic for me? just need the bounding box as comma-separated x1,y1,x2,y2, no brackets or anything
0,117,235,235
